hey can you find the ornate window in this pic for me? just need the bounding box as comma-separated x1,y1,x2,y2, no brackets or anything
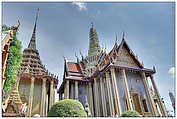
130,86,143,114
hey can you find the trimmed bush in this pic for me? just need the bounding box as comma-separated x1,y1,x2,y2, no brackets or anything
121,110,141,117
47,99,87,117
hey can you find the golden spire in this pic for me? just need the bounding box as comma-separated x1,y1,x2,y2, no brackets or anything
28,8,39,49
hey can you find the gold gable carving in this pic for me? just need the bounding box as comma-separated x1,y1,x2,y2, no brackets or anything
115,47,139,68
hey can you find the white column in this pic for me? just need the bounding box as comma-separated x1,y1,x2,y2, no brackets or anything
150,75,167,117
75,81,78,100
71,83,74,99
100,77,107,117
40,77,47,117
66,80,69,99
94,78,100,116
88,82,94,116
49,80,54,109
110,68,122,115
120,69,133,110
27,76,35,117
105,72,115,116
53,86,55,104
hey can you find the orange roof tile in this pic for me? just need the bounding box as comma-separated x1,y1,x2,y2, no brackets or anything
67,62,81,72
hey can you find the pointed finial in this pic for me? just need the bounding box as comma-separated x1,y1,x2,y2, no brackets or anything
116,33,118,42
122,32,125,40
33,8,39,34
63,56,68,62
115,33,118,47
28,8,40,49
36,8,39,23
80,50,84,60
153,66,156,73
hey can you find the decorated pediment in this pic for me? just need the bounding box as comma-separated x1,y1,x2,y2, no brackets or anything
114,46,139,68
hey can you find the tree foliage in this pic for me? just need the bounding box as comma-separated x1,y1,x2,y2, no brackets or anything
3,25,22,94
47,99,87,117
120,110,141,117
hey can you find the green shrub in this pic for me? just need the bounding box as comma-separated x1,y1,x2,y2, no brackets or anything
47,99,87,117
120,110,141,117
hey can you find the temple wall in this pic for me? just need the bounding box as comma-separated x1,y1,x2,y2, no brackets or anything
78,82,87,107
64,69,155,116
18,79,31,104
125,70,152,114
19,78,50,116
97,79,103,116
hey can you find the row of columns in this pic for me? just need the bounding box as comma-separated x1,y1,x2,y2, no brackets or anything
92,68,166,117
27,77,55,117
91,68,122,117
62,80,94,116
62,68,166,117
63,80,79,100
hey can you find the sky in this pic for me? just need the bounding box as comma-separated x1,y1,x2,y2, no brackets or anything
2,2,175,115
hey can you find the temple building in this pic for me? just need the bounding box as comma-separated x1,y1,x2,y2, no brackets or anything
2,21,22,117
3,9,58,117
1,21,20,89
58,24,167,117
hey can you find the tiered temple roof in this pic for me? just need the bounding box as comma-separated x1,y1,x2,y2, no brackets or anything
19,9,47,76
3,9,58,117
19,9,58,83
58,25,155,93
